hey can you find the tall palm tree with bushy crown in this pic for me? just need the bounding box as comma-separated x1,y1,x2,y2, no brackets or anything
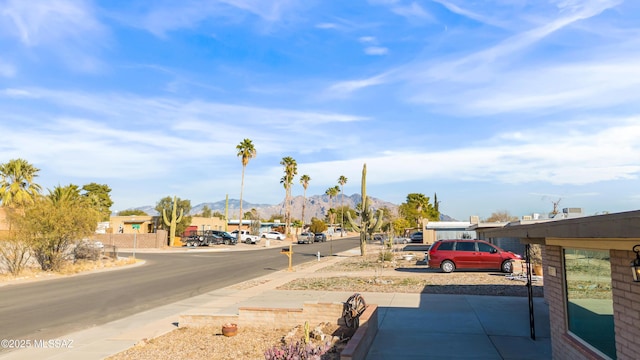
280,156,297,237
236,139,256,231
0,158,42,209
299,174,311,227
338,175,348,236
325,185,339,227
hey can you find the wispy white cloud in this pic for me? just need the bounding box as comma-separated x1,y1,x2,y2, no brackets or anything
364,46,389,55
326,72,391,96
390,1,435,22
432,0,510,28
0,0,108,71
128,0,299,36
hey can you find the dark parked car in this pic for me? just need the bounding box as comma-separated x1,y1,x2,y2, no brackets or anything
297,232,314,244
208,230,237,245
428,239,521,273
314,233,327,242
410,231,423,243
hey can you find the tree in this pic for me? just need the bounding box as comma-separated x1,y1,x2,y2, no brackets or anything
0,158,42,208
236,139,257,230
17,185,100,271
309,217,328,234
81,183,113,221
299,174,311,226
200,205,212,218
155,196,192,237
280,156,297,237
118,209,148,216
338,175,348,236
325,186,339,226
484,210,518,222
398,193,438,228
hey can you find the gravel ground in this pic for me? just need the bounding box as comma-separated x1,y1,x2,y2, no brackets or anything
106,249,544,360
106,323,352,360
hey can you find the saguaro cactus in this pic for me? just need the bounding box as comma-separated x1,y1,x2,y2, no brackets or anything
346,164,383,256
162,196,184,246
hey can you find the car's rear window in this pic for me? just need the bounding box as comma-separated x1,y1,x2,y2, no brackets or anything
455,242,475,251
436,241,454,250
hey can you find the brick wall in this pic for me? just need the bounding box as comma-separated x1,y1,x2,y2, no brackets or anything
546,246,640,360
611,249,640,360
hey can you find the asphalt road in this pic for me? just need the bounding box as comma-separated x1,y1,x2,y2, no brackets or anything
0,237,360,343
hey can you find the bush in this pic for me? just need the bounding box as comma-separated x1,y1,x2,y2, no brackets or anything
73,241,101,261
378,250,393,262
264,340,333,360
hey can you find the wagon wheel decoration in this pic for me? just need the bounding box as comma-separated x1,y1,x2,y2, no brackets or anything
343,293,367,329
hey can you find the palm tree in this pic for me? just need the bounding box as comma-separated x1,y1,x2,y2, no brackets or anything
338,175,348,236
0,158,42,208
325,186,340,227
48,184,82,205
299,174,311,227
280,157,297,237
236,139,256,231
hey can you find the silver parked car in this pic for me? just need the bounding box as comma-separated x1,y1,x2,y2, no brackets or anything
297,232,314,244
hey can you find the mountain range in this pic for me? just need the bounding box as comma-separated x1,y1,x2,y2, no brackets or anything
131,194,455,221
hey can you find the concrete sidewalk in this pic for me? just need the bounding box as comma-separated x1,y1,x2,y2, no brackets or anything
0,248,551,359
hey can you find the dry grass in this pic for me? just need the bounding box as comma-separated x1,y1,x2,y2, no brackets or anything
0,256,138,284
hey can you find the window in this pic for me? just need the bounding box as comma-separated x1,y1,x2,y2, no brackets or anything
477,242,495,253
563,249,616,359
455,242,475,251
437,241,454,250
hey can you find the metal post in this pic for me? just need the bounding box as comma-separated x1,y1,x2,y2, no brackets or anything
330,233,333,256
133,230,137,259
526,244,536,340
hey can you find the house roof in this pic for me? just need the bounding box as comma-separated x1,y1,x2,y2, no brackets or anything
481,210,640,250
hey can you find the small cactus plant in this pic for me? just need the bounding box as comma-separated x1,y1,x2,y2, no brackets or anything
346,164,383,256
162,196,184,246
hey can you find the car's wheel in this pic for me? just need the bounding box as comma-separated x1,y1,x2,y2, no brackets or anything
277,237,281,240
502,260,513,273
224,239,230,245
403,239,408,244
441,260,455,273
262,235,266,238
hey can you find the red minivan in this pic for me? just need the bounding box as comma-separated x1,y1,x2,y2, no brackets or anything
428,239,521,273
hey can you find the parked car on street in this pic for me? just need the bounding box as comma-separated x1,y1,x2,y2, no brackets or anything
428,239,522,273
208,230,237,245
314,233,327,242
297,232,314,244
374,234,410,244
231,230,260,244
410,231,423,243
262,231,286,240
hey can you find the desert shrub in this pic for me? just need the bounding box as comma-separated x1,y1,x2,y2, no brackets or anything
264,340,333,360
378,250,393,262
0,238,31,275
73,241,101,261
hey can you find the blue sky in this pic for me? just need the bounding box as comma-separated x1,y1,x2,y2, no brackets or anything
1,0,639,220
